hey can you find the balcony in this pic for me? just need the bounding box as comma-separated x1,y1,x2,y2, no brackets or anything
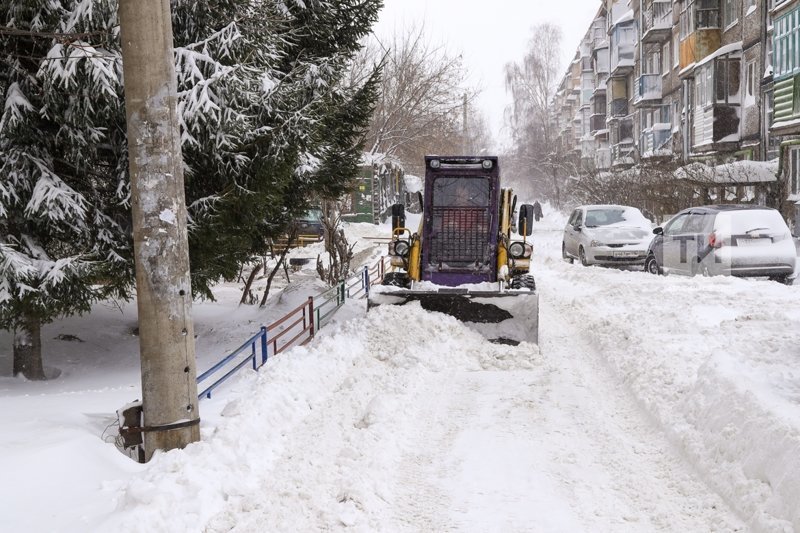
595,147,612,170
679,29,721,72
609,98,629,119
593,74,608,94
590,114,607,133
591,18,607,51
610,22,636,76
635,74,663,104
611,141,636,167
610,44,635,76
640,125,672,158
678,7,721,71
642,1,672,43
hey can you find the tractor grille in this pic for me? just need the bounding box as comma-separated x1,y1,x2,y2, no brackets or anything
429,208,491,270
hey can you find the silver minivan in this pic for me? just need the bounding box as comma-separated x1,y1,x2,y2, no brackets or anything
644,205,797,283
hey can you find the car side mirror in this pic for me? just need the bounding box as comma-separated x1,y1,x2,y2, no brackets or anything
653,227,663,235
518,204,534,236
573,224,582,232
391,203,405,231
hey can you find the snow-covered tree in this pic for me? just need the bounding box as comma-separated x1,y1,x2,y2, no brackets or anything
0,1,132,379
1,0,383,376
360,24,484,175
172,0,383,298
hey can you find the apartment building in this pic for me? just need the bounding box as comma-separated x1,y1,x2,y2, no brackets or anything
771,0,800,228
552,0,800,227
555,0,771,164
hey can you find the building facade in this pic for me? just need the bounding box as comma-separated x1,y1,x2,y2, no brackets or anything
553,0,799,231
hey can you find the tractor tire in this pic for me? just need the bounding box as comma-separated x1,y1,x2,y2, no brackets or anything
510,274,536,291
382,271,410,288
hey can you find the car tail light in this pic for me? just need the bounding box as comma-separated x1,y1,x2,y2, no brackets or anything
708,231,723,248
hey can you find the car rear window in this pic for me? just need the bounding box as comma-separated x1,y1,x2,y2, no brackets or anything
713,209,790,236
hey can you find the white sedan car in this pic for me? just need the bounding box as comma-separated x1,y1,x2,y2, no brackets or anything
562,205,654,267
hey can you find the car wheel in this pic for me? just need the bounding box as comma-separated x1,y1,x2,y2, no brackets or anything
768,274,791,285
579,246,589,266
562,242,573,264
644,254,661,275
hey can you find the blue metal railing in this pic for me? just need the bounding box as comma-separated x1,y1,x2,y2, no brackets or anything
197,327,267,400
196,257,386,400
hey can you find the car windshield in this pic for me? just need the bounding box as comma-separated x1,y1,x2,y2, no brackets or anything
584,207,649,229
300,209,322,222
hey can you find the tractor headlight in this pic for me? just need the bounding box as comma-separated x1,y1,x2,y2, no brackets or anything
508,241,526,258
393,240,411,257
482,159,493,169
429,159,440,169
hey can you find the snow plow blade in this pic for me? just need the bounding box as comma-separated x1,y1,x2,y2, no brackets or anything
367,288,539,346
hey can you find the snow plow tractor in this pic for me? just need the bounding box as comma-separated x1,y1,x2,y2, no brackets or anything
368,156,539,346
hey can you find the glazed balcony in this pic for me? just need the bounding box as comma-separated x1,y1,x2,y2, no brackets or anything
590,114,607,133
642,1,673,43
635,74,663,104
609,98,629,119
640,125,672,158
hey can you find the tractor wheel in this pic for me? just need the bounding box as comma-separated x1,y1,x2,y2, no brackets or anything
382,272,410,288
510,274,536,291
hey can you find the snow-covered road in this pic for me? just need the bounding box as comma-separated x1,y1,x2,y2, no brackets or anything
3,210,799,532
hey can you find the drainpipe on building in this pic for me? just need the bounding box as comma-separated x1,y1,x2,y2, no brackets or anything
760,0,768,160
682,78,691,163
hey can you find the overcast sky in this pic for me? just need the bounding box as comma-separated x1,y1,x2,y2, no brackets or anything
374,0,601,151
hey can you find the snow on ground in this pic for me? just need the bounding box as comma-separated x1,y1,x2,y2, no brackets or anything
0,204,799,532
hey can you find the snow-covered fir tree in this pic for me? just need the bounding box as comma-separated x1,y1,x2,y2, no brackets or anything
0,1,132,379
0,0,382,377
174,0,383,297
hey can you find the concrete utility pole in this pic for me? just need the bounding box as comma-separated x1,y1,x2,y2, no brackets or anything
119,0,200,461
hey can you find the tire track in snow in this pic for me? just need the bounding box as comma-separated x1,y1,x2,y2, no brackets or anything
535,272,747,531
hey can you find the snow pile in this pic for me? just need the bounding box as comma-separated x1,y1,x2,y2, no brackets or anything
101,303,536,531
540,237,800,531
674,159,778,184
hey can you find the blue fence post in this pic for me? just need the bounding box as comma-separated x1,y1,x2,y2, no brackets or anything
260,326,268,366
363,266,370,298
308,296,315,337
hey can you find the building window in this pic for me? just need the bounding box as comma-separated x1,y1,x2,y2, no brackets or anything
674,32,680,67
715,58,741,103
663,42,671,75
696,0,721,29
744,0,756,13
745,60,756,106
789,147,800,196
774,7,800,80
723,0,738,28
